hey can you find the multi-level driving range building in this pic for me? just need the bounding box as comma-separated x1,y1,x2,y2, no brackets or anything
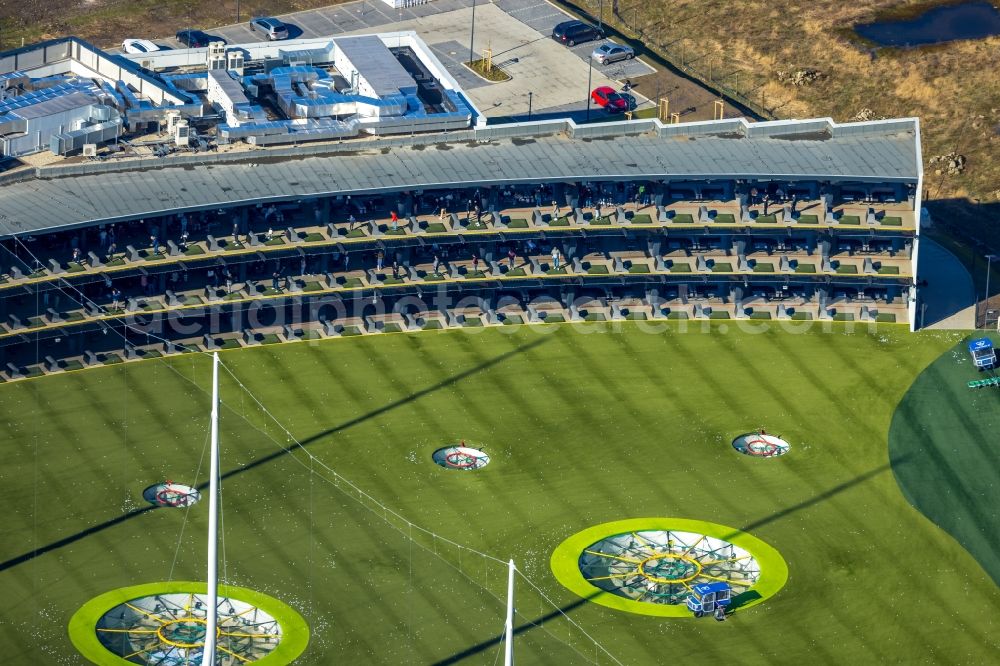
0,33,922,378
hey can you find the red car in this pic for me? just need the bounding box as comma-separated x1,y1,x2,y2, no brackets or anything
591,86,628,113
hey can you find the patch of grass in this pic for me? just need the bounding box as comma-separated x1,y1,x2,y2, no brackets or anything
707,311,731,319
461,318,484,327
506,219,529,229
835,264,859,274
583,312,607,322
797,214,819,224
101,354,123,365
549,217,572,227
265,237,287,246
540,312,565,323
501,314,523,325
341,326,363,336
748,311,773,320
589,216,613,226
625,312,648,320
506,268,527,277
344,230,366,239
752,263,775,272
669,263,692,272
59,360,85,371
381,278,406,285
0,324,993,665
302,232,326,242
628,264,651,274
340,277,364,289
875,313,897,323
832,313,856,321
838,215,861,226
880,217,903,226
104,258,127,267
382,323,403,333
301,281,323,292
423,222,448,234
755,215,778,224
877,265,900,275
794,264,817,274
423,274,447,282
666,311,690,319
714,213,736,224
422,320,443,330
213,338,242,349
546,268,568,276
66,262,86,273
587,265,610,274
790,312,814,320
184,245,207,256
710,262,733,272
630,214,653,225
670,213,694,224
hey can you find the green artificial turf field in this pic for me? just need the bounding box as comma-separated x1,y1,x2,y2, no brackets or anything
1,323,999,664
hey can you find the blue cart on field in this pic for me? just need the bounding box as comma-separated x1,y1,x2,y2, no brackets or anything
686,582,731,618
968,338,997,370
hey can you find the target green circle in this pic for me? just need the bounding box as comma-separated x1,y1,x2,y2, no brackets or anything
68,581,309,665
550,518,788,617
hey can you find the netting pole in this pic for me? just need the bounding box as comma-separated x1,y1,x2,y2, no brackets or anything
504,559,515,666
201,352,220,666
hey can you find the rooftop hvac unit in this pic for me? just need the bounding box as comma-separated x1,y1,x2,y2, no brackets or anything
82,144,97,157
208,41,228,71
174,120,191,147
226,51,245,76
165,110,183,133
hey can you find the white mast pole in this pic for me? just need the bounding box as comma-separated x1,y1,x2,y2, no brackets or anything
201,352,220,666
504,559,515,666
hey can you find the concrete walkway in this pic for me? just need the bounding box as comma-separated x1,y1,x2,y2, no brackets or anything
917,237,976,330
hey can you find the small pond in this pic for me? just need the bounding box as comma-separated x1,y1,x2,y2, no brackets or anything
855,1,1000,47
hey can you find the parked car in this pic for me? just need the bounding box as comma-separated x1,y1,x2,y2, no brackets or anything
249,16,289,41
591,86,629,113
121,39,161,55
591,43,635,65
551,20,603,47
175,30,223,48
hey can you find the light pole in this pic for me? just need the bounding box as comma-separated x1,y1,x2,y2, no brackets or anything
527,91,533,121
585,56,593,121
598,0,604,31
469,0,477,66
985,254,997,328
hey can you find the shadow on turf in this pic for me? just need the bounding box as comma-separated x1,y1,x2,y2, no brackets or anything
0,337,548,574
738,454,910,535
431,592,600,665
430,456,913,662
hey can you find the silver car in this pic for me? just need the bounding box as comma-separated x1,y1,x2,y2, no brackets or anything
591,43,635,65
249,16,289,41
